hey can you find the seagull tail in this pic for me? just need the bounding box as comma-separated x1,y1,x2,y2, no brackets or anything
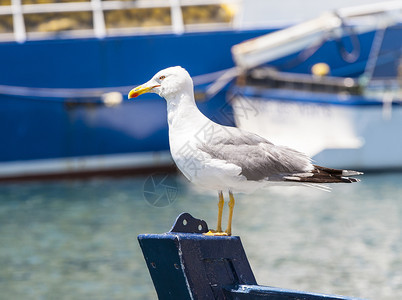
312,165,362,183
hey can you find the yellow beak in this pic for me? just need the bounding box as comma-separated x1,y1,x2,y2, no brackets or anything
128,84,160,99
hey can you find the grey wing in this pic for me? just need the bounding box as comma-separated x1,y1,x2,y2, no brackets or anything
198,129,312,181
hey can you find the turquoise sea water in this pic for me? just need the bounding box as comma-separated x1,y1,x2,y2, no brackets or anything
0,172,401,300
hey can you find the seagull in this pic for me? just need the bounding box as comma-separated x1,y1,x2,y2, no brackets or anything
128,66,362,236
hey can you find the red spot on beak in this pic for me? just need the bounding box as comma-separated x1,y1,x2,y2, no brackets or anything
130,92,139,98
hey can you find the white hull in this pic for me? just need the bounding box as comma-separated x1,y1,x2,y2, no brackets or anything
0,151,173,180
231,95,402,170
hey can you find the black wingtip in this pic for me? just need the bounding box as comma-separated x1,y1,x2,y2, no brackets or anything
302,165,363,184
341,176,360,183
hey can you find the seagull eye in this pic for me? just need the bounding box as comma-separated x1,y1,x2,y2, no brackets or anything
159,76,166,80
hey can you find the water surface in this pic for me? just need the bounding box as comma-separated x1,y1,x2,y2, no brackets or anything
0,173,401,299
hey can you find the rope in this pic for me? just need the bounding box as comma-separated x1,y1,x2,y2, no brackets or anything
0,85,130,99
0,68,233,102
204,67,240,99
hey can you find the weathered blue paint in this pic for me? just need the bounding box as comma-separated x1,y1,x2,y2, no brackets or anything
138,213,364,300
138,233,257,299
169,212,209,234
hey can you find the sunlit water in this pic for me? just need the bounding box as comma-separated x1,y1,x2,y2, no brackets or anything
0,172,401,299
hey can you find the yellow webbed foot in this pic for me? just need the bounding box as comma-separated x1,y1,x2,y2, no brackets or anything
203,229,229,236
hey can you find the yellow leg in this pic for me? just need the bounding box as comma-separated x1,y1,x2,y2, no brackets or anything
217,191,224,232
225,191,235,236
204,191,228,236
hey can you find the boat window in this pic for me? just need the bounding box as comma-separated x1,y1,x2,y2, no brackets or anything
182,5,234,25
0,14,12,34
24,11,93,33
104,7,171,31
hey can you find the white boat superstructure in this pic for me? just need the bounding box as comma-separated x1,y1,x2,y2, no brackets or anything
231,94,402,170
229,1,402,171
231,1,402,70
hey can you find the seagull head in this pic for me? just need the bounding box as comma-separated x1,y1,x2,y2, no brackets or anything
128,66,193,100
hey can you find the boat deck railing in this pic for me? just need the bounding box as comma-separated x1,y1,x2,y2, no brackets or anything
0,0,241,43
240,67,363,95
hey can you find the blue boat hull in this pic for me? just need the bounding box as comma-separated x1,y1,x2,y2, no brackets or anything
0,29,276,179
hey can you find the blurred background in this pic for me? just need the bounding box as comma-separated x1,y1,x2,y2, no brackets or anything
0,0,401,299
